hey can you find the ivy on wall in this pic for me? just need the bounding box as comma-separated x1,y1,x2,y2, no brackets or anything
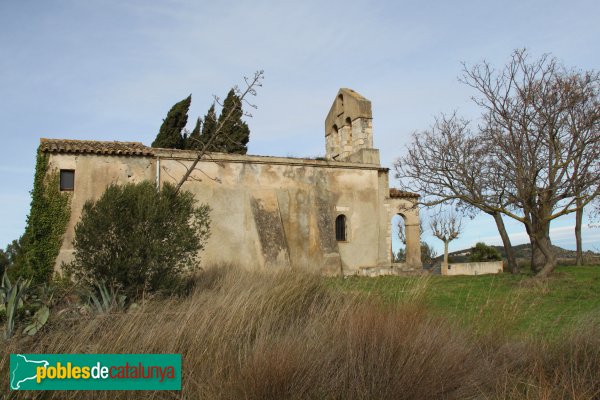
17,150,72,283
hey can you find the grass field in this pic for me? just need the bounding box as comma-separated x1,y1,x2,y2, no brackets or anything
334,266,600,339
3,265,600,399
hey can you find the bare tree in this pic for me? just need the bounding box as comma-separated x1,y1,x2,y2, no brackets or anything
464,50,600,277
568,78,600,265
429,211,463,267
174,70,265,194
395,114,520,273
396,217,424,245
398,50,599,277
396,217,406,245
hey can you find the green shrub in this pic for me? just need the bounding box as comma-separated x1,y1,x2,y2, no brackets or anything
0,250,7,277
393,248,406,262
421,241,437,264
469,242,501,262
2,236,28,281
67,181,210,299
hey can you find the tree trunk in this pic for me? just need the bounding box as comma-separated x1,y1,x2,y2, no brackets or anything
531,216,556,278
530,240,546,273
526,222,547,273
491,212,519,274
575,198,583,266
535,235,557,277
443,240,449,267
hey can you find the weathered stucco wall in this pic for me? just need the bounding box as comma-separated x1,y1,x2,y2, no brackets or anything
42,88,422,276
47,153,155,269
47,148,420,275
441,261,503,276
157,151,385,274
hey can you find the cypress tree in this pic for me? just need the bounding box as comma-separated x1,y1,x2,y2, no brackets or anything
217,89,250,154
186,118,202,150
201,104,218,151
152,95,191,149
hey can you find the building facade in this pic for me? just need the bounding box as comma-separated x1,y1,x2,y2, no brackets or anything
41,89,421,275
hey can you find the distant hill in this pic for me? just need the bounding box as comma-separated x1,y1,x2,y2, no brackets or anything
434,243,600,263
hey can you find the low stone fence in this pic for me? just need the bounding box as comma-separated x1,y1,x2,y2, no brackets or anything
355,263,423,277
441,261,503,276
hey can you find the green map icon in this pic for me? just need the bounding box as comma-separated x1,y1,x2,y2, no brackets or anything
10,354,49,390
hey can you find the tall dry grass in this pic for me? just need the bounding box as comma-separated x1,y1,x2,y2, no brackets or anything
2,266,599,399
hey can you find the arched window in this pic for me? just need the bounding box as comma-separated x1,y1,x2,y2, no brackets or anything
335,214,347,241
331,124,341,160
345,117,353,147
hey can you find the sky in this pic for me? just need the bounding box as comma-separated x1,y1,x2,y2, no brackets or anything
1,0,599,255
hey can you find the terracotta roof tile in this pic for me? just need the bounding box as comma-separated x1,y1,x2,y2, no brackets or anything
389,188,420,198
39,138,153,156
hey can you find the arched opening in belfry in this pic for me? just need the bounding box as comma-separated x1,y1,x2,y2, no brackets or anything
345,117,353,148
338,93,344,107
391,214,407,263
331,124,340,159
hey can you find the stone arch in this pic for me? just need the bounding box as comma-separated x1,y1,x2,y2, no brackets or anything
391,213,407,262
344,117,353,150
330,124,340,159
384,192,422,268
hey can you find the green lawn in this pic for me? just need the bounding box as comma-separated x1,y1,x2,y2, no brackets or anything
333,266,600,339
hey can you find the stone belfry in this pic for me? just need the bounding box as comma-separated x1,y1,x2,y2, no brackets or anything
324,88,379,164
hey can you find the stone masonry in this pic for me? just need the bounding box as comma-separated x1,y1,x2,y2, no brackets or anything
41,89,422,275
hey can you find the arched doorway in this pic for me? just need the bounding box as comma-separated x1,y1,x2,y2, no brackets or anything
391,214,407,263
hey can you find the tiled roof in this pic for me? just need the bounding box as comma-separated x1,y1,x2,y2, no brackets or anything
389,188,420,198
39,138,153,156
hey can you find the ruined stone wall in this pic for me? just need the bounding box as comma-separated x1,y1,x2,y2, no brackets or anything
384,198,421,268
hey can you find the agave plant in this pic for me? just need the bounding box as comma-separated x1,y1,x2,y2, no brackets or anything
0,273,31,339
22,305,50,336
87,280,126,313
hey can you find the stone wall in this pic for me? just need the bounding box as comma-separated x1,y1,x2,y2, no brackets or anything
42,88,422,276
325,88,374,162
48,153,154,269
47,149,420,275
441,261,504,276
156,151,385,274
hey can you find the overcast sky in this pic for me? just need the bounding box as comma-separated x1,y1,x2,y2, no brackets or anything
1,0,599,254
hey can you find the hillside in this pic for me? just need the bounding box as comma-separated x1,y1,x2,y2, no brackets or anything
436,243,600,263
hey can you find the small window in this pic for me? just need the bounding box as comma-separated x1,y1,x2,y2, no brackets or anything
335,214,347,241
60,170,75,191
